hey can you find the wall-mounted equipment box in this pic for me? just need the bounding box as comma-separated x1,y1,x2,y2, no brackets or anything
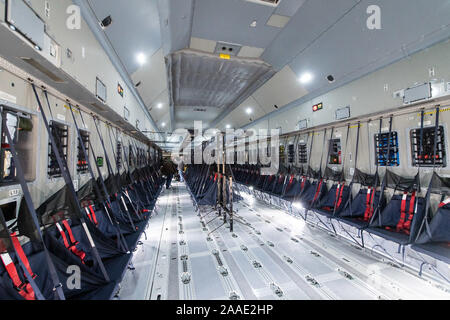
403,83,432,104
336,106,350,120
6,0,45,50
298,143,308,164
297,119,308,130
374,132,400,167
328,139,342,165
96,77,107,103
410,126,446,167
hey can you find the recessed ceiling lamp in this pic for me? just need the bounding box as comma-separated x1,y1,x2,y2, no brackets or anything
299,72,313,84
226,124,231,129
250,20,257,28
246,107,253,115
161,122,166,127
137,53,147,66
157,103,163,109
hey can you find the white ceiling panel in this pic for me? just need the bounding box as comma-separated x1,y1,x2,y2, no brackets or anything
251,65,308,113
131,48,168,109
237,46,265,58
266,14,290,28
189,37,217,53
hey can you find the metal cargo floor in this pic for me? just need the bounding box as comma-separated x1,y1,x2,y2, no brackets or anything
116,183,450,300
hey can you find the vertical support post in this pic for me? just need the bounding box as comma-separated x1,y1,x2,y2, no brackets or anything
229,175,233,232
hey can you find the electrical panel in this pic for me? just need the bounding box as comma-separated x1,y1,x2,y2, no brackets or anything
374,132,400,167
287,144,295,164
279,145,285,164
410,126,446,167
48,121,69,177
298,143,308,164
116,141,122,171
129,147,135,168
0,107,34,185
76,130,89,173
328,139,342,165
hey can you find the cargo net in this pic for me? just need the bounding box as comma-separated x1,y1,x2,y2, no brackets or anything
352,168,380,187
416,172,450,244
17,185,80,242
324,167,344,182
383,170,420,192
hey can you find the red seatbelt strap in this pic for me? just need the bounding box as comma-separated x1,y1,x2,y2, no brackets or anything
300,177,306,191
313,180,323,203
439,198,450,208
334,184,341,207
10,233,35,280
396,192,408,232
289,175,294,186
363,188,375,221
88,205,99,226
0,238,36,301
56,221,86,263
1,252,35,300
402,191,416,234
335,183,345,209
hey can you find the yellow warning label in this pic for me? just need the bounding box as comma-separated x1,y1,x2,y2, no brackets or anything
219,53,231,60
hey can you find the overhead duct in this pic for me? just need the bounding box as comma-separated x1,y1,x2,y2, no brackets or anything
166,49,275,119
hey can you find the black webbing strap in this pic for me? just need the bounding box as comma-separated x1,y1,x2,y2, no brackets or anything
432,106,440,169
370,117,390,226
68,105,103,208
332,124,352,217
92,116,136,231
319,129,327,177
114,129,135,184
385,116,394,167
69,104,128,252
322,127,334,178
0,208,45,300
341,124,351,177
307,131,315,175
3,121,65,300
419,106,441,240
111,130,142,220
418,110,425,171
78,110,120,222
92,116,114,177
36,86,110,282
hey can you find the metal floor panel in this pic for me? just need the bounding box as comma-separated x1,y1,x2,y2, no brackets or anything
118,182,450,300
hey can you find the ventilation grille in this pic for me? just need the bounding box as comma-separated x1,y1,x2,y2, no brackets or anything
193,108,207,112
246,0,280,7
90,102,106,112
20,58,64,83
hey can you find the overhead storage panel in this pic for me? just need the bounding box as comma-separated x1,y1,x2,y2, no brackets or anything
6,0,45,49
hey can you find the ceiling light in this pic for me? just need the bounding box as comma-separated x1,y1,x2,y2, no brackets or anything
246,107,253,115
161,122,166,127
9,24,16,31
299,72,313,84
250,20,257,28
137,53,147,66
226,124,231,129
157,103,163,109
